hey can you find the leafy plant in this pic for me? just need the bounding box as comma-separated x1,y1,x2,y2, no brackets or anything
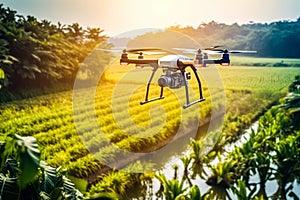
88,171,130,198
0,134,84,200
230,180,249,200
189,139,207,179
270,135,300,200
155,173,188,200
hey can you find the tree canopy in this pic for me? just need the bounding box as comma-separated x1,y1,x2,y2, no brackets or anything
168,19,300,58
127,19,300,58
0,4,111,101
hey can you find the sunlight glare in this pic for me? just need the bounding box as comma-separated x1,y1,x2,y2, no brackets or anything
152,0,171,15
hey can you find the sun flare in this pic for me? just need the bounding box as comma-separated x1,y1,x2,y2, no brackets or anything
152,0,171,15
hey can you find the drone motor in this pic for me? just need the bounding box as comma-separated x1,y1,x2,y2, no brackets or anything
220,50,230,66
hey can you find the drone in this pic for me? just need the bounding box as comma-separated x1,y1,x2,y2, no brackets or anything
100,46,256,108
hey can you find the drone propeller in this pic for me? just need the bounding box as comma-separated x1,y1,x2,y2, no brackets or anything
95,48,125,53
126,48,171,54
172,47,217,54
96,47,171,55
131,51,167,55
172,47,237,55
203,45,224,51
227,50,257,54
173,46,223,53
204,48,257,54
172,47,199,54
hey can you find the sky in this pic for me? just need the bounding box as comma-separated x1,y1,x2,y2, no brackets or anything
1,0,299,37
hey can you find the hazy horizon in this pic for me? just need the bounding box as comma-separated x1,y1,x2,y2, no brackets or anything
1,0,299,37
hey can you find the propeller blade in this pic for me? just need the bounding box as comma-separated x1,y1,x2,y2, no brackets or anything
205,48,224,52
95,48,124,53
204,50,224,54
204,45,223,50
172,48,198,54
140,51,166,55
205,49,257,54
229,50,257,54
96,47,171,54
127,48,172,54
206,52,223,55
173,47,224,54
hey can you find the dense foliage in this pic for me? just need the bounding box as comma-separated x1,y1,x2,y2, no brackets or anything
0,134,84,200
0,4,111,102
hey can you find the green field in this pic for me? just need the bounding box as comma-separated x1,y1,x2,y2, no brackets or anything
230,56,300,67
1,56,300,196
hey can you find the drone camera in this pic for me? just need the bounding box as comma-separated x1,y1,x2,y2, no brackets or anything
158,72,185,89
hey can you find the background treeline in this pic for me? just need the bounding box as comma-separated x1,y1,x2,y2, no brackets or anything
168,19,300,58
126,19,300,58
0,4,111,102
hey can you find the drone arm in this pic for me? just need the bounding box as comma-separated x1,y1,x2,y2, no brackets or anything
203,59,230,66
203,59,221,66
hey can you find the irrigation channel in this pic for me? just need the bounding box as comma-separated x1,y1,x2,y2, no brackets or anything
136,118,300,199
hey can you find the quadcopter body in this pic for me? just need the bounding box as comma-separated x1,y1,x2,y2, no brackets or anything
99,46,256,108
120,49,208,109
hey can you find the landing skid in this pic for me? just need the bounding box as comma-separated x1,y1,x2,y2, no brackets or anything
181,65,205,109
183,98,206,109
140,96,165,105
140,63,206,109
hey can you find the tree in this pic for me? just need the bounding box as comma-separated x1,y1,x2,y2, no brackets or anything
67,22,84,44
0,4,112,102
86,27,106,43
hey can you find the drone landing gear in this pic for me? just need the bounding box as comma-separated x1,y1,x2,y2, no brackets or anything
182,66,205,109
140,64,206,109
140,86,164,105
183,98,206,109
140,65,165,105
